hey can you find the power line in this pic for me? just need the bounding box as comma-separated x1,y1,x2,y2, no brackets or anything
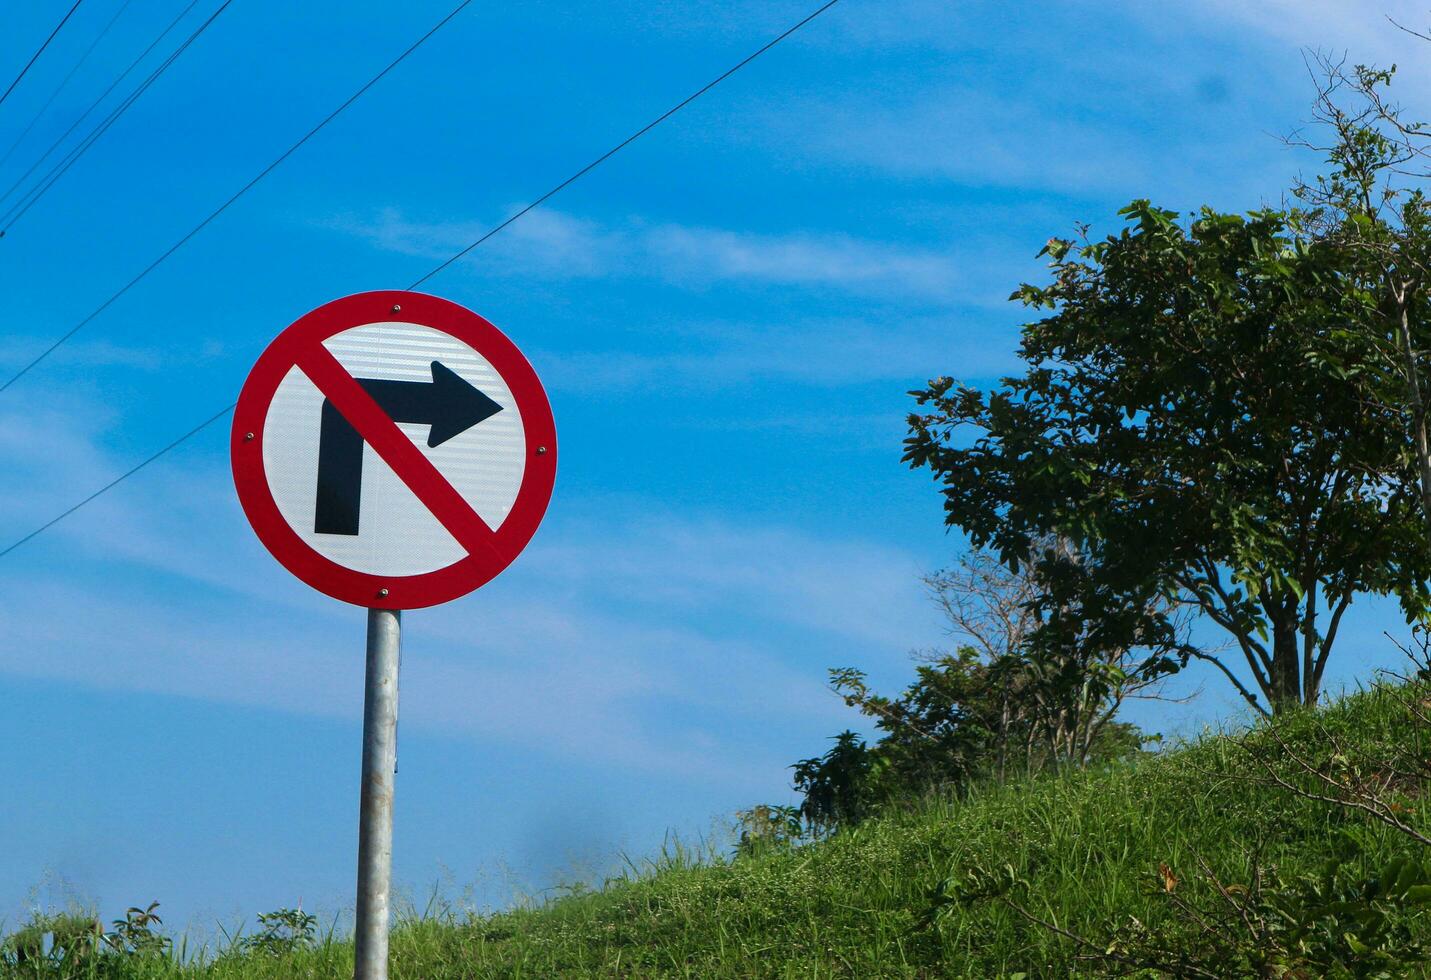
410,0,840,288
0,0,136,173
0,0,87,114
0,0,474,394
0,403,234,560
0,0,234,234
0,0,206,217
0,0,843,559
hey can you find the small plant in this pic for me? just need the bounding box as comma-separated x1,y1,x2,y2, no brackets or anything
0,911,103,975
735,804,803,857
105,900,170,957
232,906,318,958
791,730,879,834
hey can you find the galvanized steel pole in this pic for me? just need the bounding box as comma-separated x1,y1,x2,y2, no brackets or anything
354,608,401,980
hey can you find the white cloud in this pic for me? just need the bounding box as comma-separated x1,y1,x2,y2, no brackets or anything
0,335,234,375
0,338,164,372
704,3,1428,203
522,515,933,651
527,312,1024,395
326,207,965,301
0,397,944,785
643,223,957,295
1183,0,1428,54
774,76,1307,205
328,209,1030,395
0,514,934,783
0,395,304,609
0,577,807,789
1162,1,1431,108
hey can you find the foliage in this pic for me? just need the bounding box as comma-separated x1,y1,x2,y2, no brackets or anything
905,191,1431,715
733,805,804,858
923,544,1171,773
0,904,167,977
227,908,316,959
789,729,880,834
106,903,170,959
791,650,1150,838
1290,57,1431,530
0,912,101,977
0,903,309,979
946,851,1431,978
1271,856,1431,975
788,545,1160,836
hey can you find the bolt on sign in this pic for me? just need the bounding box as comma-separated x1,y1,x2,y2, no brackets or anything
230,290,556,979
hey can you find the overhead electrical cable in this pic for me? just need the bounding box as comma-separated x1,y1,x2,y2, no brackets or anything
0,0,236,234
0,405,234,560
0,0,475,394
0,0,87,114
409,0,841,289
0,0,136,173
0,0,205,216
0,0,843,559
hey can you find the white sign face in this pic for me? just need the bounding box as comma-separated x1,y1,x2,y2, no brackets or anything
260,322,526,576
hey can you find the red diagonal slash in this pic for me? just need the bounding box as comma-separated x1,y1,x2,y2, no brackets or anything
295,342,502,562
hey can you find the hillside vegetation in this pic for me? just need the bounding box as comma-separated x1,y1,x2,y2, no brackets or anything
10,680,1431,978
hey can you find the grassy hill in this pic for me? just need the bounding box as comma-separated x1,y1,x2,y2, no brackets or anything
10,681,1431,978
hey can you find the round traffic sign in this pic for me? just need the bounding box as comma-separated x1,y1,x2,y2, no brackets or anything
231,290,556,609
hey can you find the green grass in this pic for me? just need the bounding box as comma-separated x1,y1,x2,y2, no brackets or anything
11,681,1431,978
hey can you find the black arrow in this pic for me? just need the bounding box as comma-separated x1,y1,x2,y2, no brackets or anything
315,361,503,536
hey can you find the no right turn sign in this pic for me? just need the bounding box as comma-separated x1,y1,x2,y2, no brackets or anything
231,290,557,609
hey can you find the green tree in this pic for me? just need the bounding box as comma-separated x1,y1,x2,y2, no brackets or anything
791,543,1159,833
911,540,1172,775
1291,56,1431,524
791,730,877,834
906,198,1431,715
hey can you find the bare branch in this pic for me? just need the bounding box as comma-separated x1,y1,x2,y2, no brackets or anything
1182,648,1271,719
994,894,1224,980
1242,724,1431,846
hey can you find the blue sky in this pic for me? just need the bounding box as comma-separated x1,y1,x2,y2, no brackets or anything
2,0,1429,941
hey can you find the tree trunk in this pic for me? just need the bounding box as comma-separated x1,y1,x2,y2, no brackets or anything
1269,615,1306,712
997,695,1009,783
1395,293,1431,523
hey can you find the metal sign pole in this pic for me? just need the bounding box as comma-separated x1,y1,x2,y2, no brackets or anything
231,292,555,975
354,607,401,980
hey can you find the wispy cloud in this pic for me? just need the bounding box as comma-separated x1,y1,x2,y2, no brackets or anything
0,515,934,784
0,335,236,399
326,208,965,301
521,514,934,652
643,223,957,295
326,208,1028,395
706,2,1406,204
0,398,944,785
779,76,1305,205
1182,0,1430,56
0,337,166,373
533,313,1023,393
0,578,807,789
1158,1,1431,111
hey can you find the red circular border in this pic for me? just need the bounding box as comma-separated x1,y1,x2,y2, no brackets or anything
231,290,557,609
